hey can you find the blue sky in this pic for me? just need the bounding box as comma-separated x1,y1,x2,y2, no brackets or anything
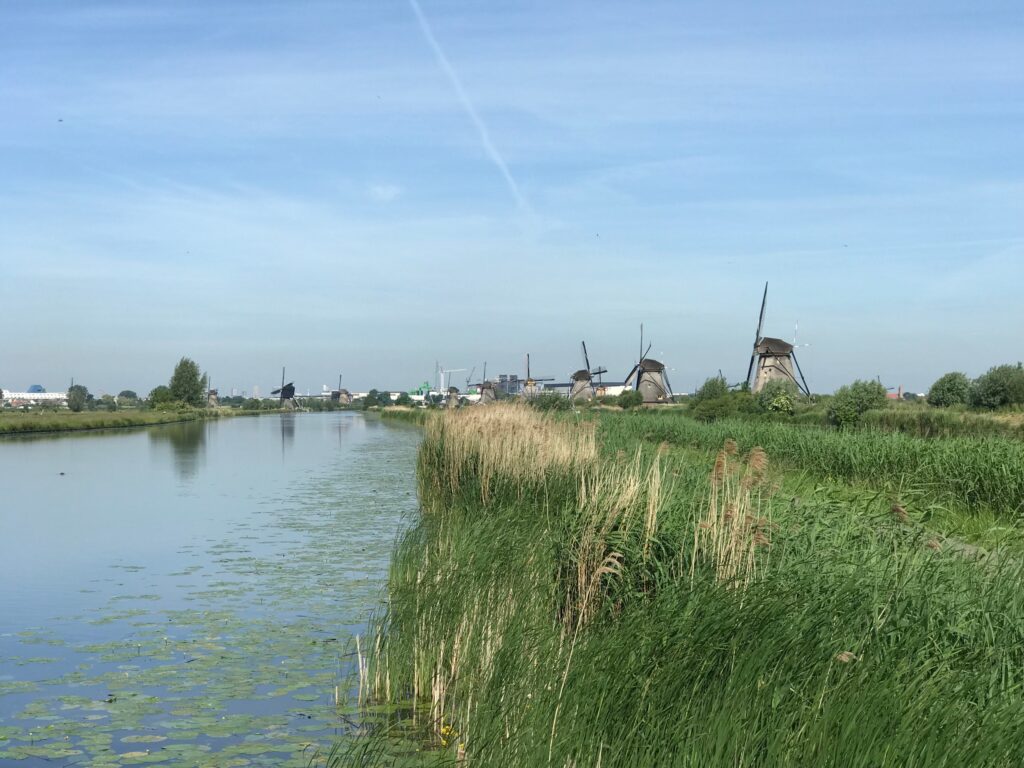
2,0,1021,395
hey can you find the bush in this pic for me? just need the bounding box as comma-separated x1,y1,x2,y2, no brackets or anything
617,389,644,409
756,380,798,414
691,396,736,422
927,372,971,408
969,364,1024,410
532,392,570,411
692,376,729,404
827,380,887,428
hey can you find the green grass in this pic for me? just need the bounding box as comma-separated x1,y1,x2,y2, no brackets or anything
336,405,1024,767
378,407,430,426
601,410,1024,522
0,408,255,436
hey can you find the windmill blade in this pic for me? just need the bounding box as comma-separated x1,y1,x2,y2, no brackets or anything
581,341,591,372
525,353,530,380
641,342,652,362
755,282,768,343
792,351,811,397
745,352,757,390
591,367,608,376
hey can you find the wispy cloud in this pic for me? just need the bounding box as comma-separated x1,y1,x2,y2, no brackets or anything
368,183,403,202
407,0,532,214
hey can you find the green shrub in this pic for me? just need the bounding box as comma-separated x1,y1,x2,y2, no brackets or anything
692,376,729,404
691,395,736,422
532,392,571,411
927,372,971,408
969,364,1024,410
617,390,644,409
756,380,798,414
828,380,887,428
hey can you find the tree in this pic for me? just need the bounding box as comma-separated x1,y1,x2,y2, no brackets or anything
927,372,970,408
396,392,413,406
692,376,729,404
100,394,118,412
756,380,798,414
67,384,89,412
148,385,174,407
827,379,887,428
969,364,1024,410
362,389,380,409
169,357,204,407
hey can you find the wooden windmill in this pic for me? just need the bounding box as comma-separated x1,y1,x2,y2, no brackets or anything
569,341,607,402
271,367,298,410
624,326,673,404
746,283,811,396
521,354,554,399
469,363,497,405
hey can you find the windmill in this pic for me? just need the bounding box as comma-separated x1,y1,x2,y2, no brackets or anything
569,341,608,402
331,374,352,405
271,366,298,410
444,386,461,409
624,325,673,403
205,372,219,407
745,283,811,396
468,362,497,405
521,354,554,399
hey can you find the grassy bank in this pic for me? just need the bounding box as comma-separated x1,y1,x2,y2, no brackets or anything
341,403,1024,766
378,407,430,426
0,408,253,436
603,410,1024,522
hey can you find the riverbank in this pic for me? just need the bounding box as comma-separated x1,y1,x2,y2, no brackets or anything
0,407,260,436
346,403,1024,766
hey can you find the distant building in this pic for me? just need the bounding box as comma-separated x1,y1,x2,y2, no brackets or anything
1,389,67,406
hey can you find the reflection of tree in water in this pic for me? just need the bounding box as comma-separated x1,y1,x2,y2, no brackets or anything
280,412,296,458
149,421,206,479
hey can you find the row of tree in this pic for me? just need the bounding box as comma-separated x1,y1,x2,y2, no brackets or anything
927,364,1024,410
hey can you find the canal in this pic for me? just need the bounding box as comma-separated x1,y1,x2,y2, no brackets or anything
0,412,421,765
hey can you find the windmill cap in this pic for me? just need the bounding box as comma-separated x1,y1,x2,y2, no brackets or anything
755,337,793,354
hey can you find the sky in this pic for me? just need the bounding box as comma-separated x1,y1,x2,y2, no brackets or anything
1,0,1021,396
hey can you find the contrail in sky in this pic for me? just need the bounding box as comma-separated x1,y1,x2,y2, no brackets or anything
408,0,531,213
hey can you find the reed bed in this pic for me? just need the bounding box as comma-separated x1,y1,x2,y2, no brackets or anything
338,404,1024,767
602,411,1024,519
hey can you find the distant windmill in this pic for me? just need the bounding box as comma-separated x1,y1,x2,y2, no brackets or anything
206,372,219,407
271,366,298,410
522,354,554,399
445,386,461,409
331,374,352,405
624,325,673,403
745,283,811,396
469,362,497,405
569,341,608,402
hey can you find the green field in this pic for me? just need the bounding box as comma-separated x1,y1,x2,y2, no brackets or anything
339,403,1024,766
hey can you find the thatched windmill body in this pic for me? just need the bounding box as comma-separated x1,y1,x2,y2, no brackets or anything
445,386,461,409
746,283,810,396
624,328,673,404
569,341,607,402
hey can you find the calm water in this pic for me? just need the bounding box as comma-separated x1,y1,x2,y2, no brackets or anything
0,413,421,766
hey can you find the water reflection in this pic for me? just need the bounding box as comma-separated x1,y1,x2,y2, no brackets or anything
280,412,296,458
149,421,207,478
